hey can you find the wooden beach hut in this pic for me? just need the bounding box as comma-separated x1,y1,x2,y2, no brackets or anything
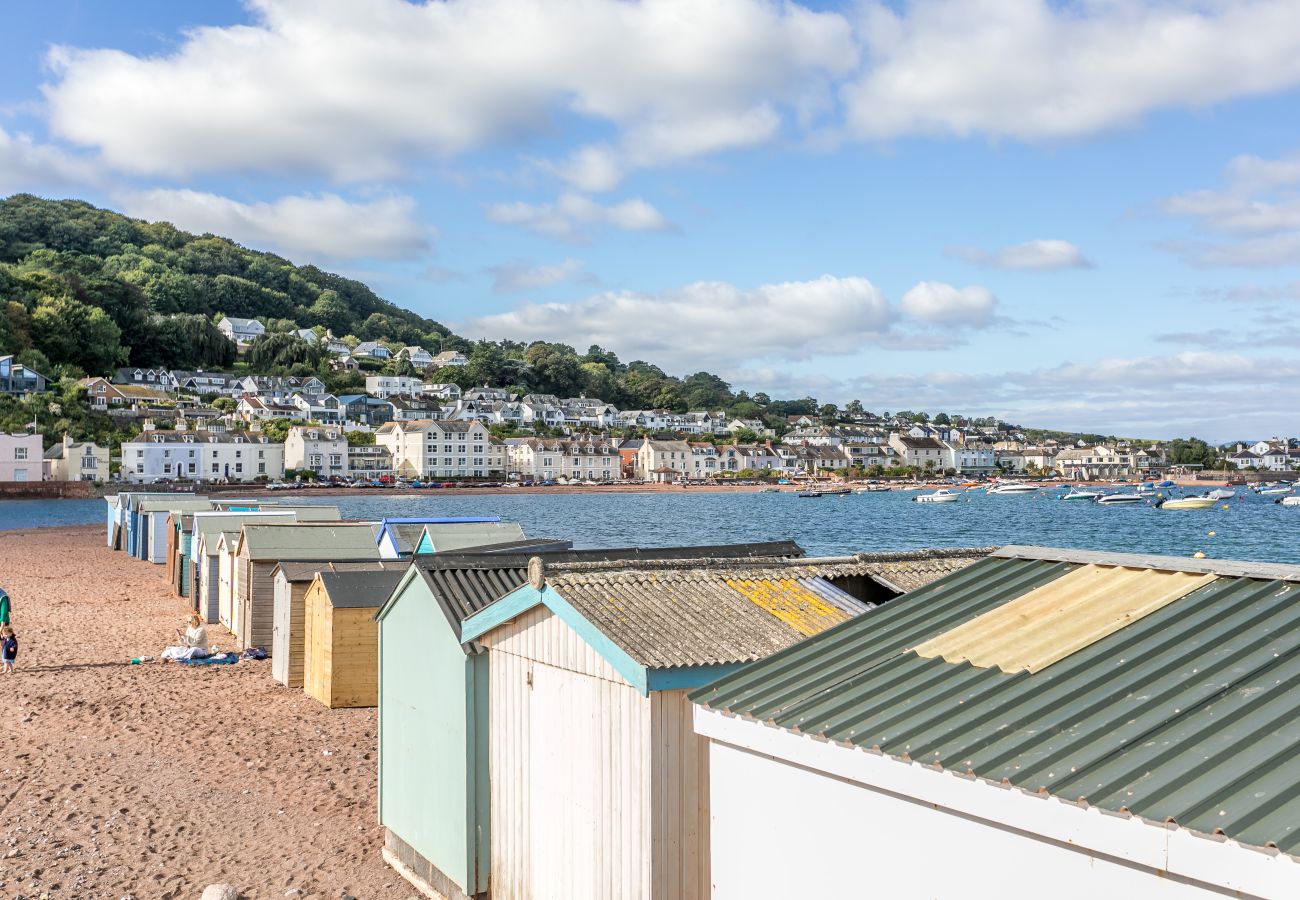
139,497,212,563
459,554,962,900
375,517,502,559
270,559,404,688
376,541,810,900
194,512,297,622
302,568,406,708
233,523,380,651
192,507,342,623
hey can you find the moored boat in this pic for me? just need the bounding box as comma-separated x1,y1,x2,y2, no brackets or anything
1157,496,1217,510
1207,488,1235,500
987,482,1039,495
1061,489,1103,501
1096,493,1144,505
1278,496,1300,507
914,488,961,503
1255,482,1293,496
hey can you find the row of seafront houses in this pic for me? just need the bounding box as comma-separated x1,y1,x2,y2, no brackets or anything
104,489,1300,898
12,421,1295,487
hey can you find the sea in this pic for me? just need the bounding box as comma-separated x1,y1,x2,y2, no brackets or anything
2,488,1298,563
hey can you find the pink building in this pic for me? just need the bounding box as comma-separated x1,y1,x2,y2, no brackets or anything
0,432,44,482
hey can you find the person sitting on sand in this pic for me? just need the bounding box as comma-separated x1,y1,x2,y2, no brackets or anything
178,614,207,651
159,614,210,661
1,625,16,674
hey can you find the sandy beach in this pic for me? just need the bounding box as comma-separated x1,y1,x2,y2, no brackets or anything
0,526,411,899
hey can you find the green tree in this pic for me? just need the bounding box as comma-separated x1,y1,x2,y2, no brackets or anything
29,294,124,374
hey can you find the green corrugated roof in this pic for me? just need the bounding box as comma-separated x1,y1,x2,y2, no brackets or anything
690,547,1300,855
238,523,380,560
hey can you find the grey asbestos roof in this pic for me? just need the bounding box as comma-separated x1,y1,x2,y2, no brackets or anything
398,541,808,653
274,559,405,584
543,561,873,668
317,569,407,609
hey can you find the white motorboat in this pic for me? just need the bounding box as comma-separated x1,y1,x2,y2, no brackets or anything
1096,493,1144,505
1061,489,1103,501
1206,488,1235,500
914,488,962,503
987,482,1039,495
1157,496,1217,510
1278,496,1300,507
1254,482,1293,495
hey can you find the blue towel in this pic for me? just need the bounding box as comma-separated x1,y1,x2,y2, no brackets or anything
178,652,238,666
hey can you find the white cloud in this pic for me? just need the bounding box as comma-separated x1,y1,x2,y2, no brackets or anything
899,282,999,327
842,0,1300,142
116,188,430,263
1160,151,1300,267
465,275,894,369
43,0,856,182
0,127,101,194
948,239,1092,271
485,193,673,241
832,352,1300,441
486,258,589,293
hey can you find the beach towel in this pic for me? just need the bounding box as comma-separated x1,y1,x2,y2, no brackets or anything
178,652,238,666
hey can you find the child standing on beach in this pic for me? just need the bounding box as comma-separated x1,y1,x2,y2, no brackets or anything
1,625,16,674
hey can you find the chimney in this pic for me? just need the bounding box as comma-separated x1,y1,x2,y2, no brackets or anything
141,419,155,432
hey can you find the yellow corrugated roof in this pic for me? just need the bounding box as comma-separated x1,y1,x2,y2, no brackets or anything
726,577,854,637
912,564,1218,673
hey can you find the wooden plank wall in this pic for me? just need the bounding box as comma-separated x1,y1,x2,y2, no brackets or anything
327,607,379,708
303,581,331,706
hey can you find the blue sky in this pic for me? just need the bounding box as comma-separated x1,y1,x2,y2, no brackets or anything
3,0,1300,441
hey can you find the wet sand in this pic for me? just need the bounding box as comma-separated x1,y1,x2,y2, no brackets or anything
0,526,410,899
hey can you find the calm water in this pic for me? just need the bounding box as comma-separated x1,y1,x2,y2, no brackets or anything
2,488,1298,563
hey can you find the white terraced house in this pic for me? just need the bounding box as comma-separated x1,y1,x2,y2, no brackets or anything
121,425,285,483
507,437,620,481
375,419,504,479
284,425,348,479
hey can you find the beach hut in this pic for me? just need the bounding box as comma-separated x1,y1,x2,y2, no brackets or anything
456,555,889,900
302,568,406,708
376,541,809,900
191,507,341,623
689,546,1300,899
117,491,181,556
233,523,380,651
194,512,298,622
413,522,528,555
375,517,502,559
138,497,211,563
270,559,404,688
105,494,119,548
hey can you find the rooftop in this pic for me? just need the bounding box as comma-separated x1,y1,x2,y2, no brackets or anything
691,545,1300,856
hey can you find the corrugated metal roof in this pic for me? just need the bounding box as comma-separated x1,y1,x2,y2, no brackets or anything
274,559,405,583
690,550,1300,855
239,523,380,560
914,564,1218,673
136,498,213,513
317,569,406,608
194,512,298,554
546,563,875,668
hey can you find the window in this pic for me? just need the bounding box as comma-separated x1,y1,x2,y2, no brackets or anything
188,463,197,474
258,463,266,474
235,463,243,473
136,464,144,474
81,457,97,470
211,463,219,473
13,447,26,460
